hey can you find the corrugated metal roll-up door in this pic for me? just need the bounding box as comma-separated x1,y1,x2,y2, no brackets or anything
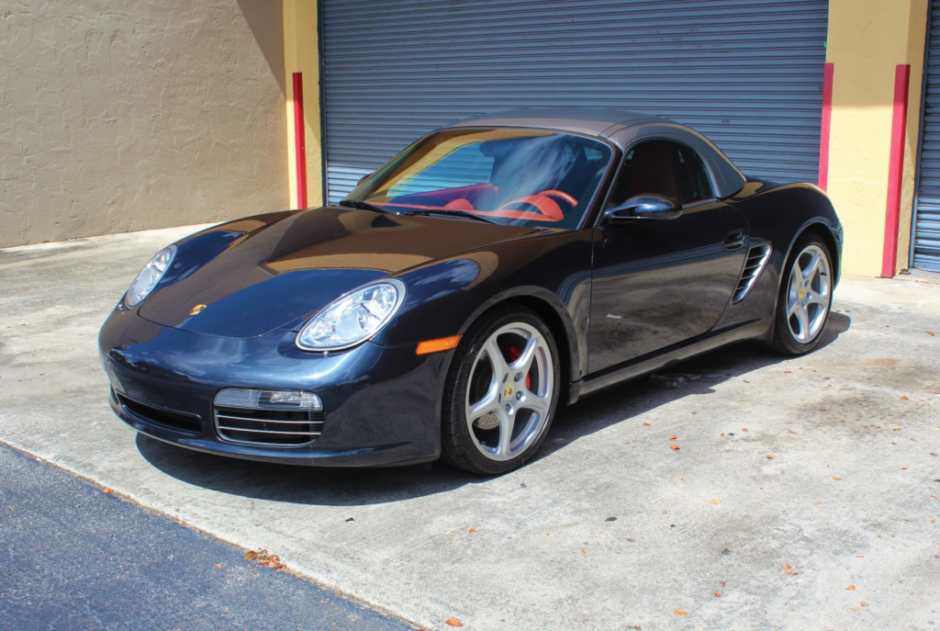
321,0,828,204
913,0,940,271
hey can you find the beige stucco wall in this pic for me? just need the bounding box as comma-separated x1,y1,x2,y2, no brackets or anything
0,0,289,248
825,0,928,276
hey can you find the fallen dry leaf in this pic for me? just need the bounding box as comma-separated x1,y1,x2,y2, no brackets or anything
788,429,797,434
215,564,222,569
244,549,284,570
930,453,938,457
680,477,687,482
743,380,750,383
581,548,586,554
928,331,935,336
670,445,680,450
846,585,856,591
766,456,774,460
673,610,688,616
833,477,841,481
102,488,113,494
710,498,720,504
784,571,800,576
901,396,909,401
784,370,792,374
715,592,721,597
860,602,869,607
670,434,677,440
643,422,652,427
781,564,792,570
468,528,476,533
445,617,463,627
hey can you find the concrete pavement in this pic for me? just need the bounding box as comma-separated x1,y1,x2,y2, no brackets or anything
1,225,939,630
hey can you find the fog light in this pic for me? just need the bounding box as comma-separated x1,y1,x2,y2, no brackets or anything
214,388,322,411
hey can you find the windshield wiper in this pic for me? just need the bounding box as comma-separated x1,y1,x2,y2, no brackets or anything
338,200,391,214
400,209,497,224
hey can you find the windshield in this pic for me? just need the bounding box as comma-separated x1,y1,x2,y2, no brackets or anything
344,128,614,229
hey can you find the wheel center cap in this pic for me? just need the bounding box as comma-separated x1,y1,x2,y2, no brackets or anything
798,288,806,300
503,383,514,400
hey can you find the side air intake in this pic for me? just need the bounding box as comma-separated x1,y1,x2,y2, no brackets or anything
732,244,772,303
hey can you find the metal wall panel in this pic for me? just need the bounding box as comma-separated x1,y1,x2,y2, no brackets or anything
913,0,940,271
321,0,828,204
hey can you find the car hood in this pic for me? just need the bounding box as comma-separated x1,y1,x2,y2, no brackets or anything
138,206,539,338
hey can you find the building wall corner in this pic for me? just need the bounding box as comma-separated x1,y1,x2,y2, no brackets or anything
283,0,323,209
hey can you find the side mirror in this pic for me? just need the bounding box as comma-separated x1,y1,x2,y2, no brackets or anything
357,172,376,187
605,194,683,222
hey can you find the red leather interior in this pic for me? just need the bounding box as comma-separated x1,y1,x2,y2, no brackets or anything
497,195,564,220
383,183,577,222
538,189,578,207
443,198,475,211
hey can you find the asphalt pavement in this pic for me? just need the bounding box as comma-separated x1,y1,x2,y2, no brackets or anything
0,444,413,631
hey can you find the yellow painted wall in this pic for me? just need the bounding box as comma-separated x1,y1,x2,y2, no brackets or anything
826,0,928,276
283,0,323,208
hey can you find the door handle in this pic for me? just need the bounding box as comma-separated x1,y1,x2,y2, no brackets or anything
722,230,746,251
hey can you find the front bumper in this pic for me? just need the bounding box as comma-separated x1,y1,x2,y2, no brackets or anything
99,307,448,466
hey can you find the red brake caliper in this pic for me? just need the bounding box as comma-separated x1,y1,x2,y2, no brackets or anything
505,346,532,390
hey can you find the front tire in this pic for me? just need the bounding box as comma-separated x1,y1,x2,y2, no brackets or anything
770,234,833,355
441,306,560,475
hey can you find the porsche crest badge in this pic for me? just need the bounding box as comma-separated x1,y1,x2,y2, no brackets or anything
189,304,207,316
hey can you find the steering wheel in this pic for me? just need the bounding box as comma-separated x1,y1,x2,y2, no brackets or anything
496,190,579,220
537,189,578,208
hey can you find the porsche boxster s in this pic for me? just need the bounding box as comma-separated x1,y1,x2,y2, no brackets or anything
99,108,842,475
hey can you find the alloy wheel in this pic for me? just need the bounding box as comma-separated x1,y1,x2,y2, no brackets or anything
786,244,831,344
465,322,554,462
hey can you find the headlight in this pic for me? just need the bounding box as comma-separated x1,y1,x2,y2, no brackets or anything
296,279,405,351
125,245,176,307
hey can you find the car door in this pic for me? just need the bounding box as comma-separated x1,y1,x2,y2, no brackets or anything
588,139,748,373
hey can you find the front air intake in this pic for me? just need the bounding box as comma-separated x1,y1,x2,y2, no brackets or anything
214,407,324,446
213,388,324,446
117,392,203,435
732,244,772,303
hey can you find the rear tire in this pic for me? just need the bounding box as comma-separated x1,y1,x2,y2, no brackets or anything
770,234,833,356
441,306,560,475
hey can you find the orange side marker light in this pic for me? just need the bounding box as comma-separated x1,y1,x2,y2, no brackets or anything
416,335,462,355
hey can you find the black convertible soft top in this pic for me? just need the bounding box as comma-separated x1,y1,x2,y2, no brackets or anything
446,108,747,199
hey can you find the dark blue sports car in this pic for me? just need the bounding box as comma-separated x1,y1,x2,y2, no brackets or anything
99,109,842,475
